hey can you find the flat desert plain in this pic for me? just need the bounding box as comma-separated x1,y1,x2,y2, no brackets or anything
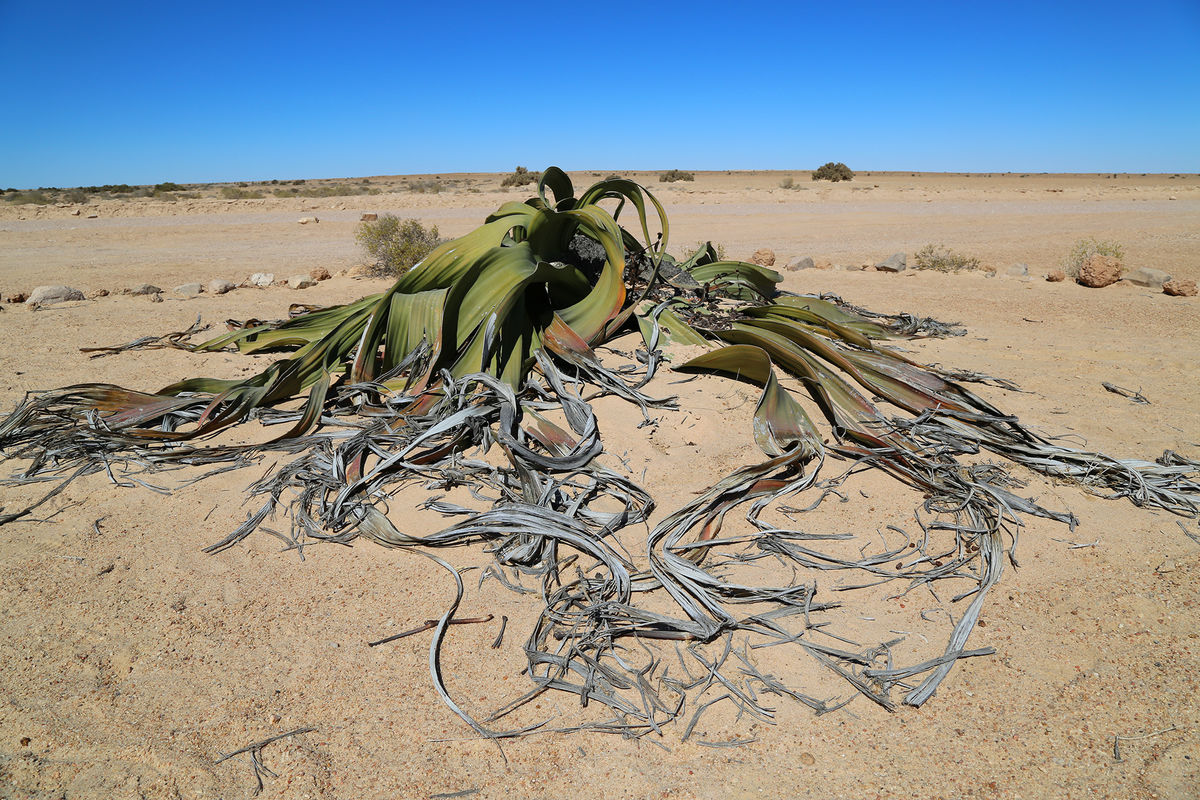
0,171,1198,799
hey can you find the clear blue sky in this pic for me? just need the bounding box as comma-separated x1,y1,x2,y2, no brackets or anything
1,0,1197,187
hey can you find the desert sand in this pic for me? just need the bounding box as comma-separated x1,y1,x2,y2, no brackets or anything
1,171,1198,799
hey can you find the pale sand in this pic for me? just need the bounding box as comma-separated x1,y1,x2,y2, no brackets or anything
0,172,1198,799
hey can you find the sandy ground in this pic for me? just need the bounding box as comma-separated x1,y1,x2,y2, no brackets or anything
0,172,1198,799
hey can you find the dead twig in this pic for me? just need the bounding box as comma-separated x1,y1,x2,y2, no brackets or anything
1112,724,1182,762
368,615,494,647
1102,382,1150,404
215,726,316,796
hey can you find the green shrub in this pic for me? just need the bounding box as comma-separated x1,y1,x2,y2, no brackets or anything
296,183,367,198
501,166,541,188
913,244,981,272
154,182,183,192
4,190,52,205
659,169,695,183
62,189,89,204
221,186,264,200
406,179,443,194
812,162,854,182
1062,238,1124,278
356,215,443,277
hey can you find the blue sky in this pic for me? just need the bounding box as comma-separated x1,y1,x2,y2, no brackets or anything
1,0,1197,186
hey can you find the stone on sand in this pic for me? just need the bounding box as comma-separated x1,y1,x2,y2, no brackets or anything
749,248,776,267
208,279,237,295
174,283,203,297
876,252,907,272
786,256,815,271
288,275,316,289
245,272,275,287
1163,279,1197,297
1076,254,1122,288
1125,267,1172,289
26,285,85,306
128,283,163,295
309,267,332,282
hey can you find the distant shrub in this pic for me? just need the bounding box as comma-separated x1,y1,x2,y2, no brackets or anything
406,179,443,194
154,182,183,192
273,188,298,197
1062,238,1124,278
221,186,264,200
356,215,443,277
779,176,795,189
296,183,370,198
501,166,541,188
659,169,695,183
913,244,981,272
604,173,622,181
4,190,52,205
62,189,88,203
812,162,854,182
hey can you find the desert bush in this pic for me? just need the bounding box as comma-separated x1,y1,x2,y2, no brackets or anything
913,244,981,272
659,169,695,183
154,182,183,192
779,176,795,189
812,162,854,182
355,215,443,277
297,184,369,198
221,186,264,200
5,190,52,205
1062,238,1124,278
62,189,88,204
501,166,541,188
406,179,443,194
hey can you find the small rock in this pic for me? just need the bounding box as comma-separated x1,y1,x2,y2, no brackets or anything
360,213,378,222
1125,267,1172,289
174,283,203,297
128,283,163,295
1076,254,1122,288
25,285,85,306
309,267,332,281
786,256,815,271
71,209,81,216
1006,263,1029,278
86,213,99,219
876,252,907,272
245,272,275,287
815,259,833,270
288,275,316,289
150,293,163,303
7,291,29,304
799,753,816,767
840,264,860,272
1163,278,1197,297
346,264,375,278
749,248,776,267
207,278,236,295
984,270,997,278
298,216,319,225
1046,269,1066,282
86,288,110,299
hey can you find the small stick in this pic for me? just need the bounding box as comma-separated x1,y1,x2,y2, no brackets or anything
368,615,494,647
215,727,316,763
430,789,480,799
1112,724,1181,762
1101,382,1150,404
